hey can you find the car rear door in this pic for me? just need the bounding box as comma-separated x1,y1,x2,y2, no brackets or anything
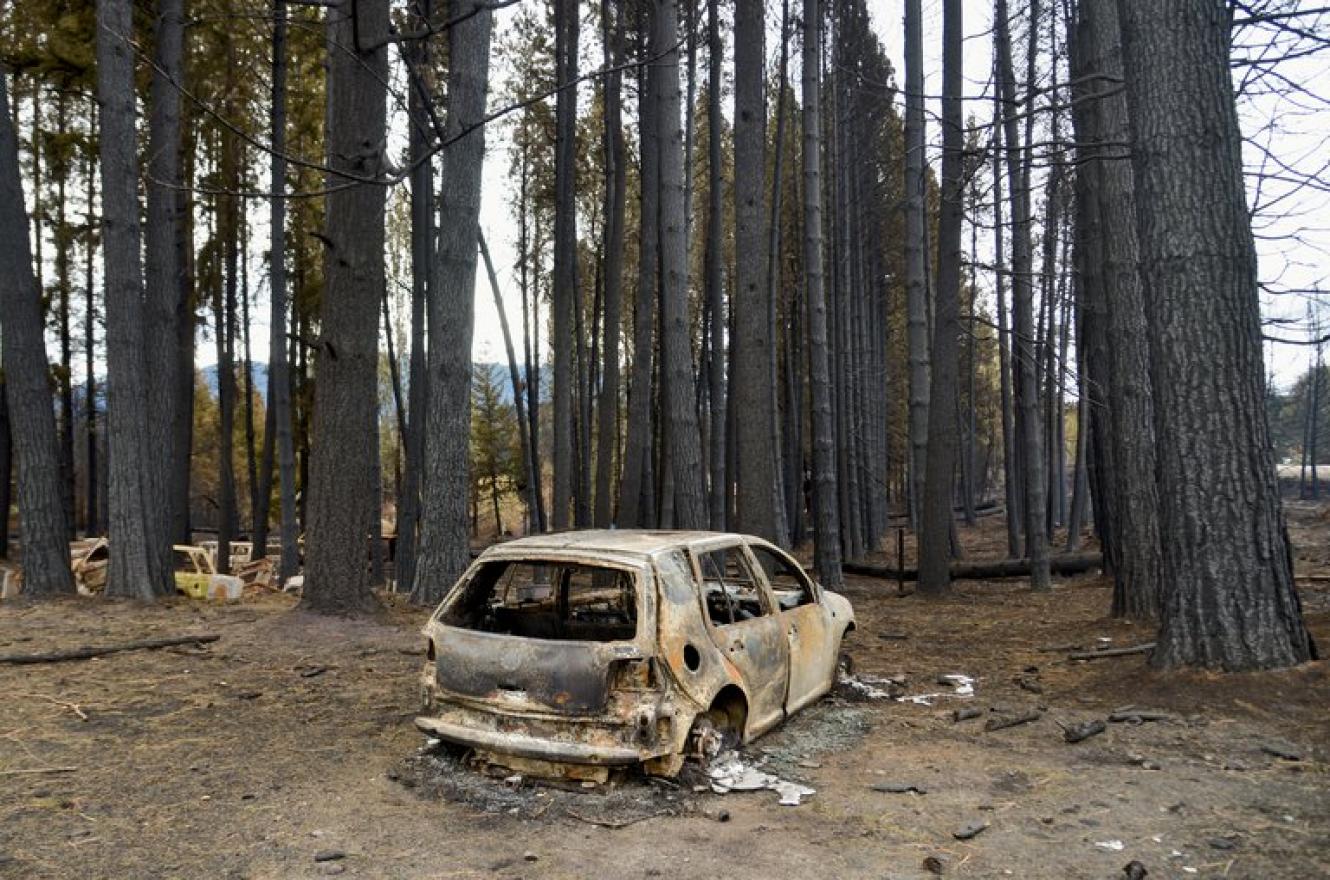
748,541,837,713
692,541,790,737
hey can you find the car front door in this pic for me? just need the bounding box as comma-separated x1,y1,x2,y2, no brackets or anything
748,542,837,713
692,541,790,737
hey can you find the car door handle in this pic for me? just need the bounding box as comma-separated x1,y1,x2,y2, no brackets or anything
730,638,744,652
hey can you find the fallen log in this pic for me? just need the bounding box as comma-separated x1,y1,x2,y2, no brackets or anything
984,708,1044,731
0,634,220,665
843,552,1103,582
1067,642,1155,662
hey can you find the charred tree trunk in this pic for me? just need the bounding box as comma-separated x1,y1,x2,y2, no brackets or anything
991,89,1020,559
412,0,494,605
301,0,390,615
395,0,433,588
594,0,627,529
803,0,842,587
1118,0,1313,669
1072,0,1162,619
995,0,1050,590
733,0,781,544
904,0,929,533
619,13,659,529
97,0,174,599
551,0,579,530
146,0,185,552
705,0,726,530
656,0,707,528
0,68,74,594
918,0,964,596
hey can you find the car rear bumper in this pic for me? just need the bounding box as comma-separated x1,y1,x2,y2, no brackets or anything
414,715,644,764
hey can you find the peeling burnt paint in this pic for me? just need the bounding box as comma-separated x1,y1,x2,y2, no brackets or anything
415,530,855,779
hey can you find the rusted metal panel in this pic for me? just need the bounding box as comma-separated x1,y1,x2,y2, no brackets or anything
429,627,621,715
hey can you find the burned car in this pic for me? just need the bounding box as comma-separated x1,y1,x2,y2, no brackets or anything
415,531,854,779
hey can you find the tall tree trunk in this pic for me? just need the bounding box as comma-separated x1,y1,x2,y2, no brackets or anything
0,376,9,557
1117,0,1313,669
619,17,659,529
1072,0,1162,619
551,0,579,530
594,0,627,529
52,96,75,537
411,1,494,605
217,95,239,574
170,115,195,546
995,0,1050,590
991,87,1020,558
655,0,707,528
146,0,184,551
803,0,842,587
704,0,726,530
83,104,98,538
919,0,963,595
0,66,74,594
301,0,390,615
242,226,259,544
396,0,433,587
97,0,174,599
265,0,298,580
904,0,929,533
732,0,781,544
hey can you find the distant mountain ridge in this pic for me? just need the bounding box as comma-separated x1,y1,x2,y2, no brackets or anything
198,361,548,405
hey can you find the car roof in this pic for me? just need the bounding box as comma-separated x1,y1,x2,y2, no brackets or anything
486,529,755,560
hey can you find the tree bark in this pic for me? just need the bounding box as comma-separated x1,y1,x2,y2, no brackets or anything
918,0,964,596
991,86,1020,559
802,0,842,588
619,20,659,529
412,0,494,605
1117,0,1313,669
551,0,579,530
655,0,707,529
904,0,930,533
0,66,74,595
1072,0,1162,619
97,0,174,599
301,0,390,615
268,0,299,581
732,0,781,544
705,0,726,531
995,0,1050,591
595,0,627,529
145,0,185,554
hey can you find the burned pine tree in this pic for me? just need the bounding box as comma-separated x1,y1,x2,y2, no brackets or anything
1117,0,1313,669
301,0,390,615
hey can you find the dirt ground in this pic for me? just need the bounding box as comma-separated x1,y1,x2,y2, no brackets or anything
2,512,1328,880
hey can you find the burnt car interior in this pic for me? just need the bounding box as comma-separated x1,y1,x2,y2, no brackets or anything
749,546,816,610
441,560,638,642
697,547,772,625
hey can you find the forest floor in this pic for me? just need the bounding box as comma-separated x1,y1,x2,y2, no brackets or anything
1,510,1328,880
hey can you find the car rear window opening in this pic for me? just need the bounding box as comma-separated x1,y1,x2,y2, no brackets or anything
442,560,638,642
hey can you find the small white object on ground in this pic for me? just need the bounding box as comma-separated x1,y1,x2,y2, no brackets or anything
1094,840,1125,852
707,751,815,806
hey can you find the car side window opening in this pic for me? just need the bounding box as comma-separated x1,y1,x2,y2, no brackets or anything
749,546,816,610
697,546,770,626
441,560,637,642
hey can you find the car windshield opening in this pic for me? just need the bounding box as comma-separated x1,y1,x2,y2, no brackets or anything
441,560,638,642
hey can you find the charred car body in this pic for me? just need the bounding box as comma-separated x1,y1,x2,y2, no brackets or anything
416,531,854,779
